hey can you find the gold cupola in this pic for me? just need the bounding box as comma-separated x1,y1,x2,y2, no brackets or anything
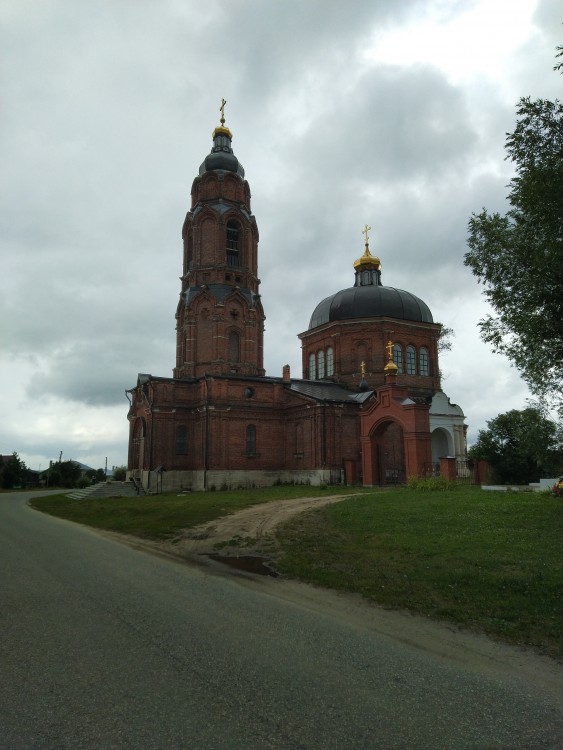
353,224,382,287
354,224,381,271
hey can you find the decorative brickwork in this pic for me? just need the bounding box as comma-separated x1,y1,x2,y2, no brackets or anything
126,116,465,492
300,317,441,399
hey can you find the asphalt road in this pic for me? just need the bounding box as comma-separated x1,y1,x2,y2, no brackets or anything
1,490,561,750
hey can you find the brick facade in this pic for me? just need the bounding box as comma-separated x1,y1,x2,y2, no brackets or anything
299,317,441,399
127,116,459,492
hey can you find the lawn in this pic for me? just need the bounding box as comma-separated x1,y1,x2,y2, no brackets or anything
274,486,563,658
30,484,562,658
28,485,355,539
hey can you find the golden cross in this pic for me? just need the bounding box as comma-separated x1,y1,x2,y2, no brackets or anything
362,224,371,246
386,340,394,360
220,98,227,125
360,361,366,378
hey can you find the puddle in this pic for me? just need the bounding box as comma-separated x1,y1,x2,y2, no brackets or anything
207,554,279,577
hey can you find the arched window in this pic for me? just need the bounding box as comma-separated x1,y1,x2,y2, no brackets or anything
317,350,325,379
176,425,188,455
326,347,334,377
406,345,416,375
309,352,316,379
246,424,256,455
228,330,240,363
226,221,240,267
393,344,404,374
419,347,429,376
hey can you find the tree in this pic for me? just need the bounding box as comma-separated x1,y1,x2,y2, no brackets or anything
0,452,28,489
47,460,83,488
464,94,563,407
436,324,454,353
113,465,127,481
468,406,561,484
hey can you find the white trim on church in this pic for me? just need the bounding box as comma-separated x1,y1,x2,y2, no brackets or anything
429,391,467,464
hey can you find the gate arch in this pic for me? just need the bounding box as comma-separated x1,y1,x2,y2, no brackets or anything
367,419,406,486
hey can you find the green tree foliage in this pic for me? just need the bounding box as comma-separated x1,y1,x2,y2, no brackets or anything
0,452,28,489
113,465,127,481
464,96,563,406
436,324,454,353
47,460,83,488
85,468,107,484
468,406,561,484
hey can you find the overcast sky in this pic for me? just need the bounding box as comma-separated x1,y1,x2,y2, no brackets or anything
1,0,560,472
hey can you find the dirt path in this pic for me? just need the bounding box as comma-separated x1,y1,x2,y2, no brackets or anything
162,492,354,557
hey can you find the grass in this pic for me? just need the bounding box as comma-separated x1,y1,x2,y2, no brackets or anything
274,486,563,659
28,485,355,539
30,484,562,658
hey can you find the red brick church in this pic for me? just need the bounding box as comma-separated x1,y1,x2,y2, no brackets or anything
126,110,466,492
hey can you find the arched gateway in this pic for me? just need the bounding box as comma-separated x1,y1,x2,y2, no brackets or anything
368,420,406,485
360,378,433,486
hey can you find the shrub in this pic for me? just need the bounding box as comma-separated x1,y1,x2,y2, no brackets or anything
408,476,458,492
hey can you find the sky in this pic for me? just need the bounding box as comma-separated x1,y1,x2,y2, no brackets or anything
1,0,561,472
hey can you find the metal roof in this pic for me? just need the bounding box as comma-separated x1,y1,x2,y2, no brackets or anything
286,380,373,404
309,285,433,329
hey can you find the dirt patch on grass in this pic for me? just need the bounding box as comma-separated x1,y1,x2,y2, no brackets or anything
165,493,354,556
97,493,353,571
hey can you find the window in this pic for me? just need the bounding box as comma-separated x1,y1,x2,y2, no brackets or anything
317,350,325,379
246,424,256,455
419,347,429,376
393,344,404,374
226,221,240,267
309,352,316,379
176,425,188,455
228,331,240,363
406,345,416,375
326,347,334,377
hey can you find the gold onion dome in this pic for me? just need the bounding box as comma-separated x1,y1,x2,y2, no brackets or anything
354,224,381,270
353,246,381,270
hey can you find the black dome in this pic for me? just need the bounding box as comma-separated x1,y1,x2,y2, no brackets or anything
199,126,245,178
309,285,433,329
199,150,244,177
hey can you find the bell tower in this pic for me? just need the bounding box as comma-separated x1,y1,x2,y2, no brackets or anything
174,103,265,378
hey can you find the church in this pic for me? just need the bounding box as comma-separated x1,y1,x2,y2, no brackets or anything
126,108,466,492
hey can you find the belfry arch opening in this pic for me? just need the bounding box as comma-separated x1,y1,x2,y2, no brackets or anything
226,220,241,267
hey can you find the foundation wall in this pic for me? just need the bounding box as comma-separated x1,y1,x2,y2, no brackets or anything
137,468,344,493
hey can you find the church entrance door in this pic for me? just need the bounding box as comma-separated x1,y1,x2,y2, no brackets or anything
370,420,405,486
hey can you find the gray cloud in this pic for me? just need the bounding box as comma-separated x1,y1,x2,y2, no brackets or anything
1,0,559,468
